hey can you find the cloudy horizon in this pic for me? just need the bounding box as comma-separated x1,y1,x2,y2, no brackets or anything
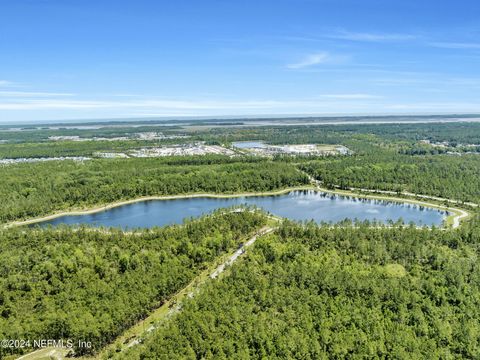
2,1,480,123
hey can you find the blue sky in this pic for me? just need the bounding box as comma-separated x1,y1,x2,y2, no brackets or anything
1,0,480,123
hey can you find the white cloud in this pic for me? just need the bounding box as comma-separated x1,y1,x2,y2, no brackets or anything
0,80,13,87
3,95,480,121
327,31,417,42
0,97,382,112
386,102,480,111
429,42,480,49
286,52,335,69
371,74,480,87
0,100,107,110
0,86,475,121
0,99,284,111
0,91,74,97
318,93,382,100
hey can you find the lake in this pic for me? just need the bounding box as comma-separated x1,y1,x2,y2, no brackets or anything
232,141,266,149
32,190,448,229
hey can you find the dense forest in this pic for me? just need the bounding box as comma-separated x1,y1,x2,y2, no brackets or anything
123,217,480,359
2,119,479,145
0,210,267,358
3,121,479,158
0,140,172,159
3,135,479,224
200,121,480,150
1,121,479,359
0,157,309,222
0,124,184,144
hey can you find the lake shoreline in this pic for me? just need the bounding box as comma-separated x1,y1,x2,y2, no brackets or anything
314,186,468,228
5,185,467,229
5,186,316,227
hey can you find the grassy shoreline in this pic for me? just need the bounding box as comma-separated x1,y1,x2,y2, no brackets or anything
314,186,469,228
4,186,316,228
4,185,469,229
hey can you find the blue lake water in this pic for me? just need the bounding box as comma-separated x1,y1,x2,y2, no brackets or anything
32,190,448,229
232,141,266,149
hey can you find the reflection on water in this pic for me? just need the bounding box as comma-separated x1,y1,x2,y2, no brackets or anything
33,190,448,229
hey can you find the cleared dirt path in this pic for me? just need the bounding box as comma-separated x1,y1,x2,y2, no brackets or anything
13,225,275,360
88,225,276,359
210,226,275,279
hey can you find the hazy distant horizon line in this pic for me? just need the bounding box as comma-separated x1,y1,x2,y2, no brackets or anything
1,112,480,127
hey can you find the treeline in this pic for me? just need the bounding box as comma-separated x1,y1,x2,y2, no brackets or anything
199,126,382,154
2,119,480,146
0,124,184,144
123,217,480,359
3,121,479,158
0,157,309,222
198,122,480,151
0,140,177,159
341,122,480,144
0,210,267,357
300,153,480,203
401,144,480,156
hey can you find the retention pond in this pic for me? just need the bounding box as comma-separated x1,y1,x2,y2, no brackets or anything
32,190,449,229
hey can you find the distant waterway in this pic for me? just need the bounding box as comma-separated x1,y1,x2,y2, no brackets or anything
232,141,266,149
32,190,448,229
